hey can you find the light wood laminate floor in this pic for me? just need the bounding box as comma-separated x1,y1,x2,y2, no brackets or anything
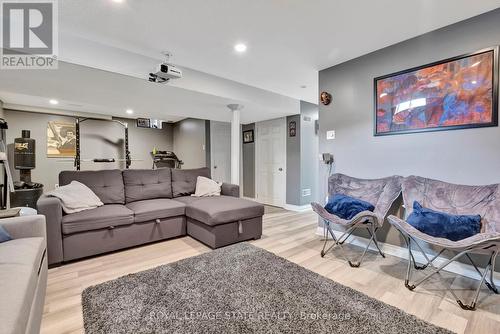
42,209,500,334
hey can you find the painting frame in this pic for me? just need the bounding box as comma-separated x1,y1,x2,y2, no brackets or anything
47,121,76,157
243,129,254,144
373,46,499,136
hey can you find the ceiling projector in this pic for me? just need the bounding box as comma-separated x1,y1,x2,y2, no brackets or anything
149,52,182,83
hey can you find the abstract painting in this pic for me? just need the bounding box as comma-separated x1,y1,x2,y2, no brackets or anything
375,47,498,136
47,121,76,157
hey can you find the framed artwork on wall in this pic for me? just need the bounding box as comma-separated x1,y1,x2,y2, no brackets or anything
374,47,498,136
47,121,76,157
243,129,254,144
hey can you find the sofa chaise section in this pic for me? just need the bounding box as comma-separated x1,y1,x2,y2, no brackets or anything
170,168,263,248
183,196,264,248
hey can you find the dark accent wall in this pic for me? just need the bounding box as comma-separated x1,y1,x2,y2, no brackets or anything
318,8,500,267
286,102,319,206
300,101,319,205
205,120,211,170
286,115,301,205
242,123,255,198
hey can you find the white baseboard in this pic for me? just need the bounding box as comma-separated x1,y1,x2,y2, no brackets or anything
315,226,500,286
284,204,312,212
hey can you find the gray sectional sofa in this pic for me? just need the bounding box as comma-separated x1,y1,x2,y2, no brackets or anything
0,215,48,334
37,167,264,265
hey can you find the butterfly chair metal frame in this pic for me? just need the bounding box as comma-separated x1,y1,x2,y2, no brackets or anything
318,211,384,267
388,175,500,311
312,174,402,268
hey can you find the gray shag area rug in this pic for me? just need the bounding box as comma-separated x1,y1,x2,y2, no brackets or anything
82,243,453,334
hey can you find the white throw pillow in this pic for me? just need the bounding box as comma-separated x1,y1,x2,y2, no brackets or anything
192,176,222,197
46,181,103,214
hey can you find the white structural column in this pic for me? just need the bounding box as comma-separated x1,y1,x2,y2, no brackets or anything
227,104,243,185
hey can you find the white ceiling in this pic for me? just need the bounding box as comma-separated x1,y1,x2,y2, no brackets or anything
2,1,500,123
0,61,299,124
58,0,500,104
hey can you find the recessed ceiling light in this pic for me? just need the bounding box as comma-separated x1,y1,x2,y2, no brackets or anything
49,99,59,105
126,109,134,114
234,43,247,53
112,0,124,3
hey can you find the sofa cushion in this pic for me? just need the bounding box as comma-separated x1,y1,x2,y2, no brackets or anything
59,170,125,204
173,196,202,205
126,199,186,223
62,205,134,234
123,169,173,203
185,196,264,226
0,237,45,334
171,167,210,197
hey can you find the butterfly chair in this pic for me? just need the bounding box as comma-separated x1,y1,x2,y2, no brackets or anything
311,174,403,267
388,176,500,310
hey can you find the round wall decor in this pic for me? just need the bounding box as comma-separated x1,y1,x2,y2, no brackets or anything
320,92,332,105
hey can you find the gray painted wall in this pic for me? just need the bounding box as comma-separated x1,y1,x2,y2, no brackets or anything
300,101,319,205
242,123,255,198
4,109,173,190
173,118,207,169
318,8,500,266
286,115,301,205
286,102,319,206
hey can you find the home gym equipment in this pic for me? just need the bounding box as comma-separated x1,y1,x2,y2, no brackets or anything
74,118,132,170
151,148,183,169
11,130,44,209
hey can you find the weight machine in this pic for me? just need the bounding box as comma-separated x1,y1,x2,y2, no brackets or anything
74,118,132,171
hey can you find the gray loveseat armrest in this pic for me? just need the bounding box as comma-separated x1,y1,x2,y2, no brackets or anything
0,215,46,241
37,195,64,265
221,183,240,197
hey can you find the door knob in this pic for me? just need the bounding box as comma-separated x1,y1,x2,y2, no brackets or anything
214,166,218,169
278,168,283,171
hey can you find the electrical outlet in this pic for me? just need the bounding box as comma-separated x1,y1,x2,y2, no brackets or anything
326,130,336,140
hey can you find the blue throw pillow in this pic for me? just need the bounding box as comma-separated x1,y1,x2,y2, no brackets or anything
0,225,12,243
407,201,481,241
324,194,375,220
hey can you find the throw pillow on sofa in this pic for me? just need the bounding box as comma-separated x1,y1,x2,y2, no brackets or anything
0,225,11,243
46,181,104,214
407,201,481,241
324,194,375,220
192,176,222,197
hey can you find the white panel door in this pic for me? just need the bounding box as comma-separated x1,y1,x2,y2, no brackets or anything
256,118,286,206
210,121,231,183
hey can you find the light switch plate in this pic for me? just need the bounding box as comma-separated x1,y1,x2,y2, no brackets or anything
326,130,336,140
